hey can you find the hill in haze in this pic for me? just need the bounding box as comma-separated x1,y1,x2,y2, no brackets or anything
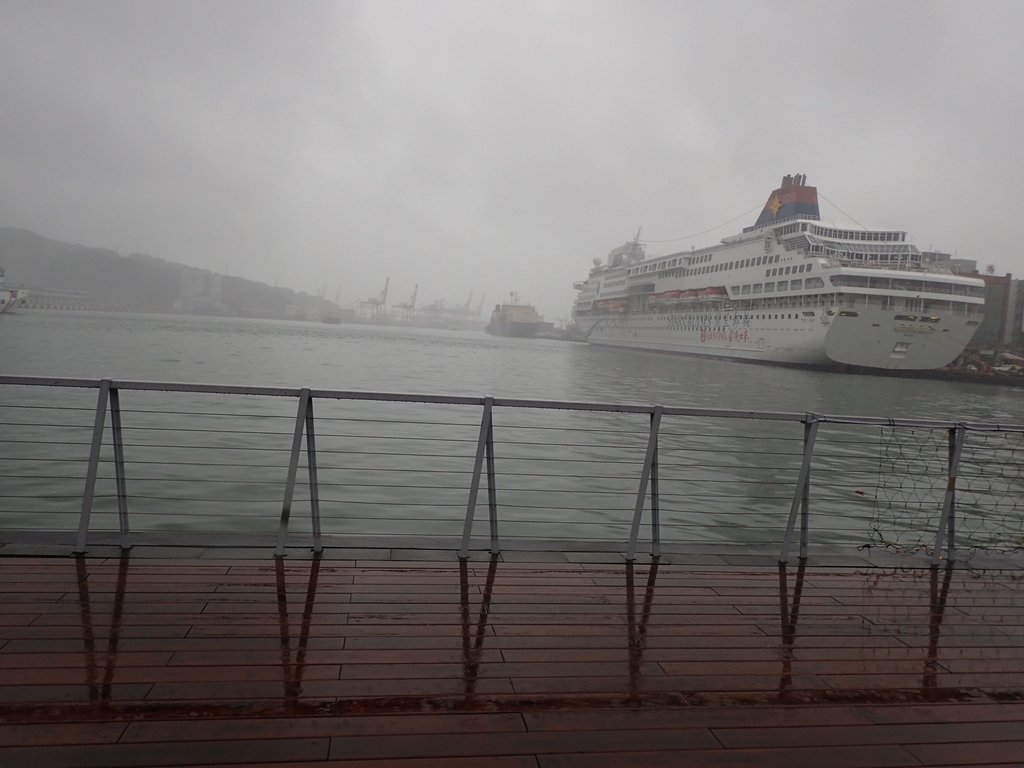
0,227,340,319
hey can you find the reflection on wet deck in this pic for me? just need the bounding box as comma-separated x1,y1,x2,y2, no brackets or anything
1,549,1023,766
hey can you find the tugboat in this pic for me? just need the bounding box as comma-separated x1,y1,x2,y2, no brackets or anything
485,292,544,338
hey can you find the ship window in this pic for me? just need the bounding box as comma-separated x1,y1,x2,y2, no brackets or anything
752,284,763,294
741,285,751,295
805,277,825,288
790,279,803,290
764,282,775,292
777,281,788,291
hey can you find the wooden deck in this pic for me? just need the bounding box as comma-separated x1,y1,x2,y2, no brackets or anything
1,544,1024,767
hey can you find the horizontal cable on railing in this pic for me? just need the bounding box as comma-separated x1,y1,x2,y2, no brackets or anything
109,445,294,453
0,403,95,412
656,456,798,466
116,426,294,437
302,433,478,444
0,473,86,480
119,408,296,420
495,425,650,436
108,458,300,469
0,422,95,429
310,466,472,476
469,439,647,450
0,494,88,500
0,456,95,463
0,439,93,447
484,470,642,480
94,475,291,485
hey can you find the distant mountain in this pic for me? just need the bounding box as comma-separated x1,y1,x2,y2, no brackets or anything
0,227,337,319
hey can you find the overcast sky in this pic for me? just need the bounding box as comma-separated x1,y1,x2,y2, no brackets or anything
3,0,1023,320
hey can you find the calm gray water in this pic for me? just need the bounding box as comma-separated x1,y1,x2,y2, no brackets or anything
2,310,1022,549
4,309,1023,418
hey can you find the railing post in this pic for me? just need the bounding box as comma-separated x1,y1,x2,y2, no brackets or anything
627,406,662,561
76,380,111,554
304,394,322,554
108,386,131,550
932,425,966,566
460,397,495,559
485,403,499,555
276,388,312,558
650,409,662,558
780,416,820,564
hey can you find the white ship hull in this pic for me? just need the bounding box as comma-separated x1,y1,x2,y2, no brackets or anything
576,303,981,370
572,175,985,372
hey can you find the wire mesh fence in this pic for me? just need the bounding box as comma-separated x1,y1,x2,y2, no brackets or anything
1,376,1022,558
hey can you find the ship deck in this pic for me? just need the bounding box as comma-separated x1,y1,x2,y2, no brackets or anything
1,537,1023,767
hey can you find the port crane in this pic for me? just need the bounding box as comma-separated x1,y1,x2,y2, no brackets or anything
360,277,389,321
396,283,418,322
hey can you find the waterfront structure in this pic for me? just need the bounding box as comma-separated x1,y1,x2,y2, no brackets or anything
572,175,986,370
973,271,1020,352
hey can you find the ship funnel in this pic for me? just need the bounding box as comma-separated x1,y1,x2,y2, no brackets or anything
751,173,819,228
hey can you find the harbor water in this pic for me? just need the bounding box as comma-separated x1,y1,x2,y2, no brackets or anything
2,310,1023,549
6,310,1024,417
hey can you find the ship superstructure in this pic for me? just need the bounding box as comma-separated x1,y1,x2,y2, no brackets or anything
571,175,985,370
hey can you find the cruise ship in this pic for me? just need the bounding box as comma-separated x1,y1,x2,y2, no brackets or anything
571,175,985,370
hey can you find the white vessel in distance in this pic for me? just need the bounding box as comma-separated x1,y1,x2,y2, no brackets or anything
0,267,28,314
571,175,985,370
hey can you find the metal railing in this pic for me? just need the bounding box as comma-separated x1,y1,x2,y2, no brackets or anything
1,375,1023,562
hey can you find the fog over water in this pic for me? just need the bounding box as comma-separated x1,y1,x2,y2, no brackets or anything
6,312,1023,421
3,0,1024,322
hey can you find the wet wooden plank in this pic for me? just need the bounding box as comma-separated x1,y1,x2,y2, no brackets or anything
0,553,1022,767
